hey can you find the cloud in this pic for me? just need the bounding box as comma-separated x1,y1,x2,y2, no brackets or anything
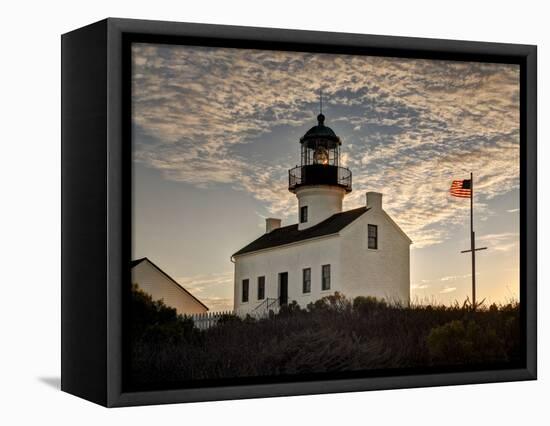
198,296,234,312
177,271,233,294
176,271,234,311
439,273,471,282
412,274,471,291
412,283,429,290
507,208,519,213
132,44,519,248
477,232,519,252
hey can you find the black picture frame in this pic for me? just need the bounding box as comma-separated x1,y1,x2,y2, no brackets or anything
61,17,537,407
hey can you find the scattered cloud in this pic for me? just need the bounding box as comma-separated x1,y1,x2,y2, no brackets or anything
176,271,234,311
199,296,234,312
440,273,472,282
177,271,233,293
507,208,520,213
413,274,471,287
440,287,457,294
412,283,430,290
132,44,519,249
477,232,519,252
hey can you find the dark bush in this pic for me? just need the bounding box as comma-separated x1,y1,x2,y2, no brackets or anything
278,300,304,316
216,313,242,325
129,287,521,386
427,320,506,364
353,295,387,313
130,284,194,339
306,292,351,313
260,328,392,374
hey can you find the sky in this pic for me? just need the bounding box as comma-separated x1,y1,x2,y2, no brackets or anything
131,43,520,311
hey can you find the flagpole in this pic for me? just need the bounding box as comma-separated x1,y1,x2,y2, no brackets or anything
470,172,476,308
457,173,487,308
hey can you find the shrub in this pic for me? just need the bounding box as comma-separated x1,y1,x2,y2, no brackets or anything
278,300,304,316
260,328,391,374
129,287,521,385
130,284,196,355
353,296,387,313
306,292,351,313
216,313,242,325
427,319,506,364
130,284,194,338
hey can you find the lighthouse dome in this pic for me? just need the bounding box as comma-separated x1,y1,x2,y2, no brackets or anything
300,113,341,146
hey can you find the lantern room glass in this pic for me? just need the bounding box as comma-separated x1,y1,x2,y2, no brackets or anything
301,142,340,167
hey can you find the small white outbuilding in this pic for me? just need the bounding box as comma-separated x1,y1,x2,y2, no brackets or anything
232,113,411,317
131,257,208,315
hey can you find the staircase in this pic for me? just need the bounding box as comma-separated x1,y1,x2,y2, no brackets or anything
252,297,281,318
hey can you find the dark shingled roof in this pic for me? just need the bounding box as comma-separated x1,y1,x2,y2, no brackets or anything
233,207,369,257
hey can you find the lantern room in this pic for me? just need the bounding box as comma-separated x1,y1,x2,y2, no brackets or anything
288,113,352,194
300,113,341,166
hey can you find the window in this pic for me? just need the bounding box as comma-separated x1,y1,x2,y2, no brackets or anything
257,276,265,300
302,268,311,293
322,264,331,290
368,224,378,249
242,279,249,303
300,206,308,223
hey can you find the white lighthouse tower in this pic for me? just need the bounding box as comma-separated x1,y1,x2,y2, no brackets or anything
288,111,352,230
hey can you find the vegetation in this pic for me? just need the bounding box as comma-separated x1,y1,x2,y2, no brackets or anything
129,288,521,387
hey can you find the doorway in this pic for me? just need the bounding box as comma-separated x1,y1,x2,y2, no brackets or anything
278,272,288,306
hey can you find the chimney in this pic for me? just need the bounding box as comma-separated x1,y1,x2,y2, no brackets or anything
366,192,383,210
265,218,281,233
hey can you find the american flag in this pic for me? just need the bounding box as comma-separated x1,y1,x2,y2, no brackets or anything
450,179,472,198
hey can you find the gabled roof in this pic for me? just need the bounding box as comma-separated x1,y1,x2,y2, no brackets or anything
233,207,369,257
130,258,147,268
130,257,209,311
382,210,413,244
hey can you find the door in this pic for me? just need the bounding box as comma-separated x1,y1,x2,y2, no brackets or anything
279,272,288,306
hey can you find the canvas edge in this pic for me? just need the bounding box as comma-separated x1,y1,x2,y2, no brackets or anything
61,18,110,407
523,44,537,380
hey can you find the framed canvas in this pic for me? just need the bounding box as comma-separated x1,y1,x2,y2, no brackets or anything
61,18,537,407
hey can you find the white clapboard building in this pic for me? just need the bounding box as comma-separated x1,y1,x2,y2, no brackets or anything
131,257,208,315
232,113,411,317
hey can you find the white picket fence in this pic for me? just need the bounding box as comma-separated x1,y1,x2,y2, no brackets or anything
189,299,282,330
190,310,234,330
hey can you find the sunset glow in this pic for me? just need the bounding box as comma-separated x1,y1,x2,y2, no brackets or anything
132,43,520,311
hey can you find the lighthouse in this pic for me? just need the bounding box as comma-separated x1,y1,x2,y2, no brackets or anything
232,107,411,317
289,112,352,230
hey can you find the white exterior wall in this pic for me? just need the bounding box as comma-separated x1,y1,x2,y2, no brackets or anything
233,236,341,316
339,208,411,305
132,260,208,315
295,185,345,230
233,192,411,316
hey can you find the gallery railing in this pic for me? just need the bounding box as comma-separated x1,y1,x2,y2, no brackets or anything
288,164,352,192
